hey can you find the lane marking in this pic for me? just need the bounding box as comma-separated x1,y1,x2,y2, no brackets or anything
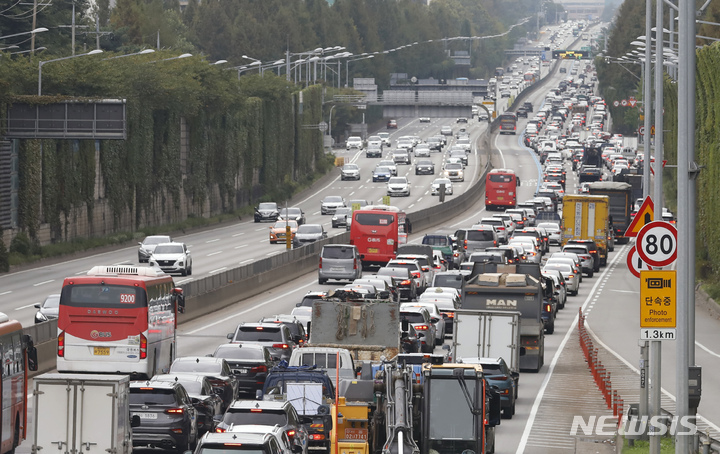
207,251,223,257
209,267,227,274
515,243,629,454
33,280,54,287
234,245,248,249
0,291,11,296
232,233,245,237
15,303,38,311
206,239,220,243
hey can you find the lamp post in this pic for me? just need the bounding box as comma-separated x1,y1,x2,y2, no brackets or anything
0,27,48,41
152,53,193,63
38,49,104,96
103,48,155,61
345,55,374,88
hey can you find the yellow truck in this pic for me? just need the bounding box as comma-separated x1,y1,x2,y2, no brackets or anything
561,194,611,267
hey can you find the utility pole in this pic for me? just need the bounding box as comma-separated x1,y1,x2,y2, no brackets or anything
31,0,38,54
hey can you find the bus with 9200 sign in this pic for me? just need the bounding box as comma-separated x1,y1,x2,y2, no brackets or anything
350,205,408,268
56,265,185,379
485,169,520,210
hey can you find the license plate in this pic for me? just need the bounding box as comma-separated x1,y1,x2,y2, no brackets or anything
94,347,110,356
497,196,504,200
344,428,368,440
367,248,379,254
134,412,157,420
331,267,344,272
234,368,249,374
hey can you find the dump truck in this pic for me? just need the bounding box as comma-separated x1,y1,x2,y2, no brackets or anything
561,194,611,266
587,181,633,243
462,272,545,372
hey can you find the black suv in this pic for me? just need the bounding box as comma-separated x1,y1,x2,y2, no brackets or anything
130,381,199,452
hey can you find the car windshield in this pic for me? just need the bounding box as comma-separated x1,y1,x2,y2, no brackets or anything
280,208,301,216
537,223,559,230
153,245,184,254
544,264,572,273
563,247,587,255
433,274,462,287
375,167,391,174
299,225,322,234
423,236,448,246
467,230,494,241
334,208,351,215
388,178,407,184
343,164,359,170
143,236,169,245
434,179,451,185
400,312,425,323
42,294,61,308
323,196,343,203
273,221,297,229
418,160,432,166
445,163,462,170
377,268,409,278
214,346,266,360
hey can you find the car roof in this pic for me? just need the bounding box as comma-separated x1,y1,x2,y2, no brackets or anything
199,432,271,445
228,400,291,411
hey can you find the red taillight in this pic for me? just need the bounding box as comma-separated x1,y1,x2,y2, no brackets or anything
250,408,263,413
415,325,430,331
250,365,268,373
589,250,597,254
411,271,421,278
319,257,322,269
57,331,65,357
545,303,552,312
166,408,184,414
422,267,429,272
286,429,296,438
498,227,505,231
353,259,358,270
215,427,227,433
309,435,326,441
140,333,147,360
272,343,290,349
569,274,575,278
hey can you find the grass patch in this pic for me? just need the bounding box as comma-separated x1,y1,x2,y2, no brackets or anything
623,437,674,453
700,281,720,302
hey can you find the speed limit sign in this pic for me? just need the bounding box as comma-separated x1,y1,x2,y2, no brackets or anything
637,221,678,267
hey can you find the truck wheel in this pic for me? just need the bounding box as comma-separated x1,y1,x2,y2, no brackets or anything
546,322,554,335
318,278,327,285
587,270,594,278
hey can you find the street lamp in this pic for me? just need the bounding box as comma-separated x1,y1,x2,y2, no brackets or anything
11,47,46,55
103,48,155,60
0,27,48,41
153,53,193,63
346,55,374,87
38,49,104,96
0,45,19,51
212,60,228,65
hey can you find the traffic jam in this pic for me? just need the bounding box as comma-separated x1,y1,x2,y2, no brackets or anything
26,22,679,454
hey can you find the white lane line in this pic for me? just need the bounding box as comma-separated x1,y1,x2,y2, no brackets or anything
176,278,192,284
15,303,38,311
186,279,317,334
75,270,88,275
33,280,55,287
349,191,355,196
0,291,11,296
240,259,253,265
206,239,220,243
515,244,629,454
254,228,267,232
209,267,227,274
112,261,132,266
232,233,245,237
234,245,248,249
609,289,638,294
207,251,223,257
695,341,720,359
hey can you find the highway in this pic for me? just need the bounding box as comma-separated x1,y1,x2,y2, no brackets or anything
14,22,720,454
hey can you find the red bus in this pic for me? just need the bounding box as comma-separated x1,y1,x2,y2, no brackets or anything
485,169,519,210
350,205,408,267
0,314,37,454
57,266,185,379
498,112,517,135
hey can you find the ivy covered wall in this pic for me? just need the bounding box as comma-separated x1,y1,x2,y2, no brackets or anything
0,55,324,245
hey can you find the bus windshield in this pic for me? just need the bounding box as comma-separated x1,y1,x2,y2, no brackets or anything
60,284,146,308
354,212,396,226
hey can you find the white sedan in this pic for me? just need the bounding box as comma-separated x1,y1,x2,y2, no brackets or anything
431,178,454,196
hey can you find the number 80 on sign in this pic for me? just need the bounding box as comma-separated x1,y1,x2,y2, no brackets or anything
637,221,678,267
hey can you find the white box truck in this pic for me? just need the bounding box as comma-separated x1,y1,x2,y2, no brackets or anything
451,309,522,374
32,373,135,454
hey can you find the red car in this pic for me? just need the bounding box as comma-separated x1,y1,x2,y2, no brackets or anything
387,119,398,129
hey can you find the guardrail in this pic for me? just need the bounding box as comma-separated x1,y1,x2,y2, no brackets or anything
26,108,495,378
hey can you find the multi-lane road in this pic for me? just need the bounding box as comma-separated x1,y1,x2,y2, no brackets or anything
12,25,720,454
